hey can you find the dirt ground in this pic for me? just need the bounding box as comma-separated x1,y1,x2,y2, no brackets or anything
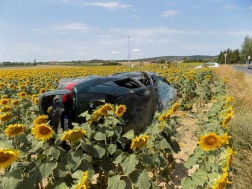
0,65,75,70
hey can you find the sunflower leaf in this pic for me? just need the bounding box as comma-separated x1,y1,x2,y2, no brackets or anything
122,129,134,139
107,171,126,189
121,154,139,175
129,169,151,189
37,160,56,179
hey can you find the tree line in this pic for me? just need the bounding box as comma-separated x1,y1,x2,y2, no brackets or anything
217,35,252,64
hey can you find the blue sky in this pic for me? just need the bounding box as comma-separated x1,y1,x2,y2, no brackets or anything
0,0,252,62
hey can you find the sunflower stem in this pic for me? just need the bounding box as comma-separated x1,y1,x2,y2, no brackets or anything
71,143,74,151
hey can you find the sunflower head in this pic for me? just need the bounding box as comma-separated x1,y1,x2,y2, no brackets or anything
198,132,221,151
1,95,8,99
0,149,20,169
19,85,26,90
115,105,127,117
11,100,20,106
131,135,150,151
19,92,27,99
0,99,9,106
34,115,49,125
31,124,54,141
34,98,39,105
40,88,47,94
61,128,86,143
89,111,100,125
98,104,114,116
171,103,180,114
219,133,232,147
222,111,233,129
0,106,11,113
212,171,232,189
0,112,13,124
5,124,25,137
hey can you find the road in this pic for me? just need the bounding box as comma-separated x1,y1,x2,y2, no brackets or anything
233,66,252,76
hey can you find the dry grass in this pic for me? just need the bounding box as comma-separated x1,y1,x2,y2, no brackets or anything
215,65,252,188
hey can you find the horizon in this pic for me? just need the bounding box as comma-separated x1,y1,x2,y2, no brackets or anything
0,0,252,62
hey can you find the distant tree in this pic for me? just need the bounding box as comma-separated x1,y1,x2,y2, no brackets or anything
159,58,165,64
217,51,225,64
183,56,188,63
240,35,252,62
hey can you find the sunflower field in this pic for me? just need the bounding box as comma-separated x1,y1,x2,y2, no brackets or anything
0,63,235,189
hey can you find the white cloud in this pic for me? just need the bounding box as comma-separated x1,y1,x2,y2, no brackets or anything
17,52,26,55
247,6,252,11
129,15,140,19
192,5,200,8
33,29,46,33
138,53,143,55
161,10,179,18
132,49,140,52
132,9,138,12
81,1,132,10
223,5,237,9
46,51,53,55
110,51,121,54
158,38,174,44
211,0,221,2
77,53,83,55
53,23,91,33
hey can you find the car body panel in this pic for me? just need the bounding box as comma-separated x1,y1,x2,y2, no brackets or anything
39,71,176,134
195,62,219,69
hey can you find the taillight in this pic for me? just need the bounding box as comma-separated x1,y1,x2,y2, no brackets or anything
62,83,77,103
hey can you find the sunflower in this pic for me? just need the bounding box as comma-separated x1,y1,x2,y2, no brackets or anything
161,121,165,130
0,99,9,106
75,170,90,189
0,112,12,124
181,113,186,117
40,88,47,94
205,75,211,81
26,80,31,85
223,107,232,117
34,115,49,125
224,97,234,108
0,149,20,169
198,132,221,151
171,103,180,114
32,94,39,101
219,133,232,147
34,98,39,105
98,104,114,116
11,100,20,106
159,114,167,121
32,124,54,141
89,111,100,125
131,135,150,151
115,105,127,117
212,171,232,189
1,95,8,99
8,83,15,89
19,92,27,99
223,146,237,172
0,83,5,88
0,106,11,113
61,128,86,143
19,85,26,90
5,124,25,137
222,111,233,129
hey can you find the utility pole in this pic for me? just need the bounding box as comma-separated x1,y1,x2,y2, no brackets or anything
121,36,131,68
224,53,227,65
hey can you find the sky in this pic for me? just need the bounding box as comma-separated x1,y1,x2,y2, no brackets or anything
0,0,252,62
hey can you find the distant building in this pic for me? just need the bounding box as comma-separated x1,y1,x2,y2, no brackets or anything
50,61,58,64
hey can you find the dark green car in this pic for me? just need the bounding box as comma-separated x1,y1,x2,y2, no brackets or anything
39,71,176,134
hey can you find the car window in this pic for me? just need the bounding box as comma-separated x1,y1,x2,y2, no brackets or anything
209,63,215,66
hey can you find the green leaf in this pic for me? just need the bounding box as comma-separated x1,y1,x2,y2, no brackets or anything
62,150,83,171
15,135,28,143
30,141,43,154
79,110,88,117
191,169,208,187
77,160,95,180
108,144,117,155
160,167,170,182
0,169,22,189
107,171,126,189
181,177,195,189
106,130,114,137
90,143,106,158
122,129,134,139
37,160,56,179
112,118,120,125
93,131,106,141
16,177,34,189
10,162,27,171
150,181,159,189
54,182,69,189
29,167,42,185
45,146,61,159
159,138,172,149
113,151,127,164
121,154,139,175
114,126,122,135
143,153,153,165
98,156,114,172
53,162,71,178
184,155,199,169
117,136,126,147
71,122,79,128
72,170,83,180
129,169,151,189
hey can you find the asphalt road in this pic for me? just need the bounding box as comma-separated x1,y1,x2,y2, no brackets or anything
233,66,252,76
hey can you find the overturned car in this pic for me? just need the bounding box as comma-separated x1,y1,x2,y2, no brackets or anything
39,71,176,134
